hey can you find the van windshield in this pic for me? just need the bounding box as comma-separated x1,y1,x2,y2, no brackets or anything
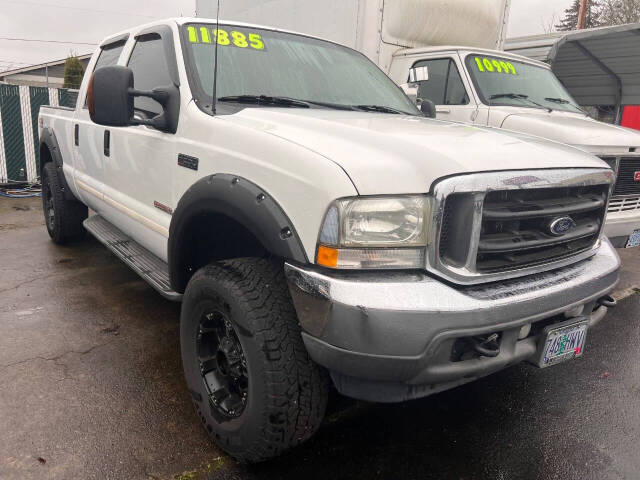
465,54,583,114
181,23,419,115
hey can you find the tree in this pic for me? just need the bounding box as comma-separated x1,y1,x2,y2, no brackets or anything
541,13,559,33
598,0,640,26
62,54,85,89
555,0,601,31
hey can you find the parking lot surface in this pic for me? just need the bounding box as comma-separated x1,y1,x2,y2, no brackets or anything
1,196,639,480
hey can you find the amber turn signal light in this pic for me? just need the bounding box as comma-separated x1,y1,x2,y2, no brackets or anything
316,245,339,268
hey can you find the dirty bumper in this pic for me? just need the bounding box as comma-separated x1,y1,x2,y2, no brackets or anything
284,239,620,402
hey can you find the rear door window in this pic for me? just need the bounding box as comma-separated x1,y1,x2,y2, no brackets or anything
94,42,125,71
84,41,125,108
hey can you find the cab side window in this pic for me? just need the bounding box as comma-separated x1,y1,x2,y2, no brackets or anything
412,58,469,106
127,35,172,118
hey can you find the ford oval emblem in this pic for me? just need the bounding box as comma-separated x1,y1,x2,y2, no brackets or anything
549,216,576,236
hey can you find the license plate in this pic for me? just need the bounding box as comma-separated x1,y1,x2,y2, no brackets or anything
538,320,588,368
626,229,640,248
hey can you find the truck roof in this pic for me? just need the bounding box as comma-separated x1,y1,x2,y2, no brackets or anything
99,17,330,48
393,45,551,69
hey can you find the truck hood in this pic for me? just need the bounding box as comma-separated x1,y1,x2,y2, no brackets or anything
498,109,640,154
226,108,609,195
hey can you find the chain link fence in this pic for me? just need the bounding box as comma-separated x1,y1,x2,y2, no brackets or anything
0,84,78,184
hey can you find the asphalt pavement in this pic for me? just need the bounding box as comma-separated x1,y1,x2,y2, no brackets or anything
1,196,639,480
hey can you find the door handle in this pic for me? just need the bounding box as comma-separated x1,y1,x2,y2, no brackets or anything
74,124,79,146
104,130,110,157
436,108,451,114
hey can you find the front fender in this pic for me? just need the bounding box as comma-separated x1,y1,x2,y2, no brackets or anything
168,174,308,292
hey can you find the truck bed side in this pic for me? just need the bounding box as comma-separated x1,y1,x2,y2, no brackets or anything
39,105,80,199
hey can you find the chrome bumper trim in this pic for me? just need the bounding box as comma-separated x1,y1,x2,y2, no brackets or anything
285,238,620,362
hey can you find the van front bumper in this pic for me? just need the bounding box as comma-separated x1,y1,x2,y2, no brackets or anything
284,239,620,402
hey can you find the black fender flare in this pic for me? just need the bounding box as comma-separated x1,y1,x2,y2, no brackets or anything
39,127,79,202
168,174,309,293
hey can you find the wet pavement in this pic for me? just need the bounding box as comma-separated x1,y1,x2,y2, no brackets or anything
1,196,639,480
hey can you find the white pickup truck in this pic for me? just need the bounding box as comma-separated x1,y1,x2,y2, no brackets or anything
39,18,619,462
211,0,640,249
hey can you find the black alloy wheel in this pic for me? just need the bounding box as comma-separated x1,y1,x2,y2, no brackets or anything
196,309,248,418
43,181,55,231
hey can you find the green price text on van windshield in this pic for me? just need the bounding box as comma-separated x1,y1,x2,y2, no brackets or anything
187,26,266,50
474,57,517,75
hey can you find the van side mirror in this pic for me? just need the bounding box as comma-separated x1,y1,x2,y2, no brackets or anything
88,65,180,134
420,99,436,119
408,65,429,83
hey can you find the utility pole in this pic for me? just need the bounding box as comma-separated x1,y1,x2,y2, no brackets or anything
577,0,589,29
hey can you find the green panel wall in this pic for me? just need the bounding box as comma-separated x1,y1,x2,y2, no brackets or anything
0,84,26,181
29,87,49,173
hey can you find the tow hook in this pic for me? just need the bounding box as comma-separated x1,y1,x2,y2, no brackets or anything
597,295,617,308
471,333,501,358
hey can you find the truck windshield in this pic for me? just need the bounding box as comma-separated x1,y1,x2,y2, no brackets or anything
181,23,419,115
465,54,583,114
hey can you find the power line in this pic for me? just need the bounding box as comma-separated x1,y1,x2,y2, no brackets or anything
0,59,35,64
0,0,156,19
0,37,97,46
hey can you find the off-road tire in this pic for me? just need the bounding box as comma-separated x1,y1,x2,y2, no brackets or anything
180,258,329,463
42,162,87,244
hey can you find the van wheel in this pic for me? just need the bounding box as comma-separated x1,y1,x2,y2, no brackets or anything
180,258,328,463
41,162,87,244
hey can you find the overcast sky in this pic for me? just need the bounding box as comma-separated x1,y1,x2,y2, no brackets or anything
0,0,571,73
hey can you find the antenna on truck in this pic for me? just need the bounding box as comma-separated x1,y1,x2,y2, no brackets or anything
212,0,221,115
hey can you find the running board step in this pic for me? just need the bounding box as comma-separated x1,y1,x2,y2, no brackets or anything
83,215,182,301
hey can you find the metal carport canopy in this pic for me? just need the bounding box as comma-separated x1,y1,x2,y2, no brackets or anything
505,24,640,117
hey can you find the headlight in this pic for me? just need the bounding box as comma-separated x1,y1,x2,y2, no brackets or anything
316,195,431,269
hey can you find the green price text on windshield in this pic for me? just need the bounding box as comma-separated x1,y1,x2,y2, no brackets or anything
474,57,517,75
187,26,266,50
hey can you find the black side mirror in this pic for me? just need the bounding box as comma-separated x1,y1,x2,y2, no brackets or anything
89,65,180,134
88,66,134,127
420,99,436,119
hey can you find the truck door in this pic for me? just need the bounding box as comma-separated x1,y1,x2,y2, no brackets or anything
72,40,127,212
409,56,478,124
101,28,178,260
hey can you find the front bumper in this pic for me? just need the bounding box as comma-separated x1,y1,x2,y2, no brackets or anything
605,210,640,247
285,239,620,402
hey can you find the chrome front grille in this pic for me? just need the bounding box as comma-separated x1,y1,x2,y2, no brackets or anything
599,155,640,213
428,169,614,285
608,195,640,213
476,186,607,272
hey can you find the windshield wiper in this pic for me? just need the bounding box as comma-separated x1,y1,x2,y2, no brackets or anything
353,104,406,114
217,95,361,111
490,93,528,100
544,97,570,104
290,98,358,111
489,93,551,112
216,96,410,114
217,95,311,108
